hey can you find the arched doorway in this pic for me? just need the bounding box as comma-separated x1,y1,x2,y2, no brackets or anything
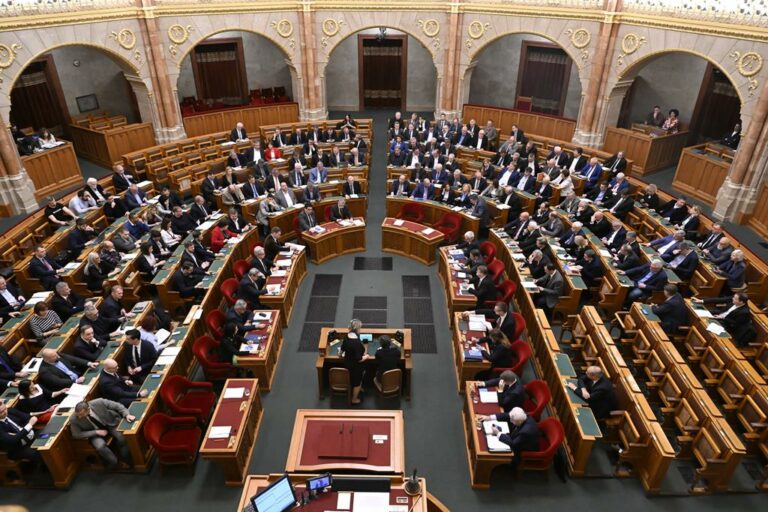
9,44,144,138
176,30,297,111
464,33,583,119
615,51,742,143
324,28,438,113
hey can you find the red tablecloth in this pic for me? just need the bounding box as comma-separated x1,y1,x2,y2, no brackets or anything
299,420,392,468
382,217,444,241
202,379,254,450
469,387,503,453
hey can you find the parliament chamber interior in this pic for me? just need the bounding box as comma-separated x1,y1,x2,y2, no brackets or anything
3,1,768,511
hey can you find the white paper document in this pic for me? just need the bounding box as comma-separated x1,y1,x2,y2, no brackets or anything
156,328,171,343
157,354,176,366
267,284,282,294
271,270,287,277
254,311,272,320
67,383,91,398
275,259,292,268
393,219,405,227
162,346,181,356
336,492,352,510
483,420,509,434
512,253,526,261
352,492,390,511
485,435,512,452
223,387,245,399
693,307,714,318
421,227,435,235
208,426,232,439
706,322,727,336
468,314,488,331
479,388,499,403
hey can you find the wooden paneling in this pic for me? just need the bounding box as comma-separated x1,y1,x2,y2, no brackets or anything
22,142,83,200
747,183,768,240
673,145,730,206
462,104,576,141
182,103,299,138
69,122,155,168
603,127,690,175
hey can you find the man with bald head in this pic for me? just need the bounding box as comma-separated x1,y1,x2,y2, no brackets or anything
98,358,148,407
230,122,247,142
38,348,97,391
568,366,617,420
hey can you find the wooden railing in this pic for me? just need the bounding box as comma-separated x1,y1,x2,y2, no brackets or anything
462,103,577,142
69,122,155,168
182,103,299,138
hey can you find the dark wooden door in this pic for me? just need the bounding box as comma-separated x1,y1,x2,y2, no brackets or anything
191,38,248,103
358,35,407,109
689,64,741,142
10,55,69,135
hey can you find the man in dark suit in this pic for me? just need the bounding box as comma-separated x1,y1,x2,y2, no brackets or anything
651,284,688,336
80,302,121,343
0,400,41,463
476,370,525,413
111,165,134,193
98,358,147,407
469,266,497,308
170,206,197,236
579,157,603,191
200,172,219,206
230,122,247,142
605,190,634,220
524,248,551,279
515,168,536,193
715,250,746,294
172,262,204,299
648,230,686,262
602,221,627,252
666,242,699,280
614,243,640,271
489,408,541,461
343,176,363,197
457,231,480,256
710,292,756,347
250,246,272,277
264,227,289,262
0,276,25,319
572,250,602,288
721,123,741,150
411,178,436,201
271,128,286,147
390,175,411,196
124,184,147,211
621,259,668,304
697,224,724,252
659,198,688,224
288,163,306,188
587,181,614,207
568,366,617,420
239,175,263,201
72,325,108,362
225,300,259,334
38,348,95,391
237,268,268,309
483,302,517,342
298,203,319,232
85,178,107,205
603,151,627,175
28,246,62,291
122,329,158,383
587,211,611,238
51,282,85,322
101,285,133,324
189,195,213,225
0,346,25,390
290,127,305,146
374,335,401,382
329,198,352,221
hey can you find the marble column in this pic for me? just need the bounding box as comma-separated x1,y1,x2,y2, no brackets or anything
299,6,324,121
438,7,462,119
0,125,39,215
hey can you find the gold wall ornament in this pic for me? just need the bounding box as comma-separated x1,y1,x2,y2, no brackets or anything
567,28,591,49
272,19,294,38
418,19,440,38
110,29,136,50
617,33,647,66
322,18,343,37
168,24,192,45
467,21,489,40
730,50,763,77
0,43,22,70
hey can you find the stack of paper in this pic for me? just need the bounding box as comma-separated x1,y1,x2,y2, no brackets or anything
693,307,714,318
58,383,92,409
162,346,181,357
271,269,287,277
479,388,499,403
352,219,365,226
208,426,232,439
223,387,245,399
393,219,405,227
512,253,526,261
422,227,435,235
267,284,282,294
156,328,171,344
275,259,292,268
706,322,726,336
449,249,464,256
483,421,512,452
198,220,215,231
468,314,490,331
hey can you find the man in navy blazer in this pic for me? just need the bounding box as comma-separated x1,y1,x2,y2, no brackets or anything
28,246,62,290
390,175,411,196
122,329,158,384
124,212,149,239
469,194,489,230
0,401,41,463
715,250,746,293
651,284,688,336
432,164,450,185
579,157,603,191
411,178,436,200
622,258,668,303
123,184,147,210
648,230,685,262
608,173,630,196
491,407,541,456
476,371,525,413
666,242,698,280
515,168,536,193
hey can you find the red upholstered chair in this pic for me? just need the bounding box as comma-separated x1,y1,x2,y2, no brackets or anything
160,375,216,423
324,205,334,222
205,309,225,338
523,380,551,421
292,216,303,242
220,278,239,306
192,335,235,381
518,418,565,473
487,259,505,284
483,280,517,308
511,312,526,341
144,413,201,465
433,212,462,242
233,259,251,280
480,241,496,264
491,339,531,377
396,202,425,223
516,96,533,112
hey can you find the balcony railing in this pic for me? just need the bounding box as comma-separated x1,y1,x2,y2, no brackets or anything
624,0,768,28
0,0,136,17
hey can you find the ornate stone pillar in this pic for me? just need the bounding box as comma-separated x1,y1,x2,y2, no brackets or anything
438,4,463,119
0,125,39,215
299,3,324,121
591,78,633,146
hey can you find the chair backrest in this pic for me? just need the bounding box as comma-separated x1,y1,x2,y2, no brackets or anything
206,309,226,338
329,367,350,392
324,205,334,222
233,259,251,280
488,259,505,283
480,241,496,264
220,277,239,305
535,417,565,456
403,202,423,215
511,312,526,341
524,380,551,420
442,212,461,228
510,340,532,369
160,375,188,408
379,369,402,394
497,280,517,304
192,335,220,366
144,413,171,447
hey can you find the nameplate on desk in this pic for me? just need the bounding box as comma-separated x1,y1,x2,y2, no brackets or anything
208,426,231,439
393,219,405,227
223,387,245,399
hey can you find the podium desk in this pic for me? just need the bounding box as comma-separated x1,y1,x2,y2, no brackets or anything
451,313,491,393
381,217,444,266
315,327,412,400
200,379,263,486
437,247,480,317
234,310,284,391
285,410,405,474
268,196,367,242
261,249,308,326
603,127,689,176
385,196,479,235
302,219,367,264
236,474,430,512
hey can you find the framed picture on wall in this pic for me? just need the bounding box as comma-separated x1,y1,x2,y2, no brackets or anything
76,94,99,113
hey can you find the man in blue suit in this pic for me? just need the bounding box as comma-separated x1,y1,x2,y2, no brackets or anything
123,184,147,210
124,212,149,239
715,249,746,294
666,241,698,280
411,178,435,201
648,230,686,262
621,258,668,304
579,157,603,191
651,284,688,336
609,173,630,196
308,162,328,184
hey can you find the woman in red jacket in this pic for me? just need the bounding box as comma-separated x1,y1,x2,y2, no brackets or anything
210,218,230,253
265,141,282,161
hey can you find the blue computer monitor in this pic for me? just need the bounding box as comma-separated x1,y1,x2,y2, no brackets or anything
306,473,332,492
359,333,373,344
251,475,296,512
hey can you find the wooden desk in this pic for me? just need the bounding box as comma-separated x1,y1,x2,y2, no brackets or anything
603,127,689,176
234,311,283,392
236,474,430,512
22,142,83,201
302,219,367,264
451,313,490,393
268,196,367,243
69,122,155,168
182,103,299,138
315,327,412,400
285,410,405,474
381,218,445,266
462,104,577,141
200,378,263,486
673,144,731,206
261,249,307,326
385,196,480,236
437,247,480,317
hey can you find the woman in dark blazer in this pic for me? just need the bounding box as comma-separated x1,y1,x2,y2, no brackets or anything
638,184,660,211
136,242,164,281
84,252,108,293
478,329,515,380
340,318,369,404
218,322,245,369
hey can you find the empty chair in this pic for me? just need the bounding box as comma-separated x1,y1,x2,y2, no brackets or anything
292,216,303,242
523,380,551,421
192,335,235,381
433,212,462,242
396,202,425,223
492,340,532,377
233,259,251,280
323,205,334,223
144,413,201,465
374,369,402,398
160,375,216,423
329,367,351,404
487,259,505,284
480,241,496,264
220,278,239,306
484,279,518,308
510,312,526,341
206,309,225,338
517,418,565,474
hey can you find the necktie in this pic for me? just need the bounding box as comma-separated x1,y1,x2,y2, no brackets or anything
55,361,78,382
42,258,53,271
309,214,315,228
133,346,140,367
252,184,257,197
3,418,23,436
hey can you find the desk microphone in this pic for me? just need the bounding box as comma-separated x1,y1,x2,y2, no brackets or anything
404,468,422,495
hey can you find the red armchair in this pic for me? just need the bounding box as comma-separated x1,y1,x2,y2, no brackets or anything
144,413,201,465
518,418,565,473
160,375,216,423
192,335,235,381
483,280,517,308
396,202,425,223
510,312,525,341
324,205,334,223
205,309,225,338
220,278,239,306
487,260,505,284
292,216,303,242
523,380,551,421
233,259,251,280
480,241,496,264
433,212,462,242
491,339,531,376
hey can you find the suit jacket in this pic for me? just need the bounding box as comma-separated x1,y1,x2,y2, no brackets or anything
250,256,272,277
237,275,267,308
616,251,640,271
515,175,536,193
0,346,22,387
573,376,617,420
264,235,287,262
604,155,627,174
189,202,212,224
112,172,133,193
606,195,633,219
200,177,219,204
343,182,362,196
100,296,124,323
171,269,202,298
330,205,352,221
411,183,436,201
288,170,306,188
51,291,85,322
38,353,88,391
70,398,128,439
587,187,614,205
539,217,564,238
29,256,61,290
122,339,158,377
581,164,603,187
604,227,627,251
298,211,319,232
0,408,35,459
230,127,248,142
171,213,197,236
535,271,564,308
124,189,147,210
706,244,733,265
374,346,401,380
718,259,746,290
275,189,298,209
0,282,24,316
659,201,688,224
481,342,514,369
587,217,611,238
669,251,698,280
98,371,139,407
652,293,687,335
469,275,497,308
720,305,757,347
72,337,107,362
308,167,328,183
290,131,305,145
484,378,525,413
498,415,540,452
626,265,668,292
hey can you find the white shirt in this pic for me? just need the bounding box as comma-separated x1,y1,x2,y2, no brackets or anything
658,239,678,255
283,191,294,208
517,176,529,191
0,288,19,307
252,150,262,163
498,170,513,187
161,229,178,247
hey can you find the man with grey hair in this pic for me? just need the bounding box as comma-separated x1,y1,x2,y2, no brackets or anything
71,398,134,469
487,407,540,459
567,366,617,420
620,258,668,304
250,245,272,277
85,177,106,204
237,267,267,309
51,281,85,322
666,241,698,280
475,370,525,413
647,229,686,261
80,301,121,342
225,299,258,334
457,231,479,256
